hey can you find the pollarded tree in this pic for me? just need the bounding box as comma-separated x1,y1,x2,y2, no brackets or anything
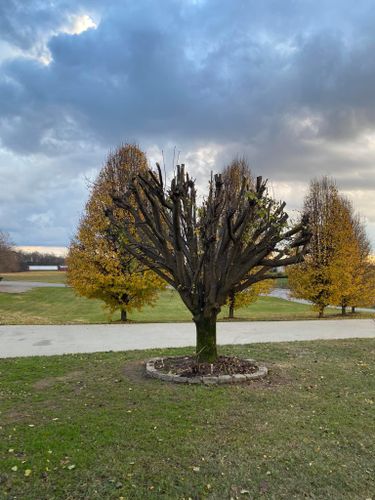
67,145,165,321
105,154,310,362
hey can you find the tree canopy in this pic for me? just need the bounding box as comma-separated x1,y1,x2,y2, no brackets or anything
105,152,310,362
221,159,273,318
67,145,165,320
288,177,374,315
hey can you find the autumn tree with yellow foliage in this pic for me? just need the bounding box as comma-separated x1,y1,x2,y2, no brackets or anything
222,159,273,318
349,260,375,312
337,199,375,313
227,279,273,318
328,196,365,315
67,145,165,321
288,177,374,316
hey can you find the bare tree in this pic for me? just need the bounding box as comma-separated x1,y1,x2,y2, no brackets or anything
0,231,20,273
105,157,310,362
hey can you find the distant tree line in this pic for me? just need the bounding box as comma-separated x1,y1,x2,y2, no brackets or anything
0,232,65,273
17,251,66,270
0,232,19,272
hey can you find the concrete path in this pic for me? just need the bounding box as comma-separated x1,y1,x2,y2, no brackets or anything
1,319,374,358
268,288,310,304
269,288,375,313
0,280,67,293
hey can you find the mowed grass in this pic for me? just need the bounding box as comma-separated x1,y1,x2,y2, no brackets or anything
0,339,374,499
276,277,289,288
0,288,372,325
1,271,67,284
3,272,292,290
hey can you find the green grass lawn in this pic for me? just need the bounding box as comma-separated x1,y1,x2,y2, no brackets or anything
0,288,372,325
276,276,289,288
0,271,67,284
3,271,288,289
0,339,374,499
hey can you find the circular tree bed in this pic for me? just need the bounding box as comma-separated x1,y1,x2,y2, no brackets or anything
145,356,268,385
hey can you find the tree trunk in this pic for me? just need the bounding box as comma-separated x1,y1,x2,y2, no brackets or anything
341,304,346,316
194,312,218,363
120,309,127,322
351,306,356,314
318,305,324,318
228,290,235,319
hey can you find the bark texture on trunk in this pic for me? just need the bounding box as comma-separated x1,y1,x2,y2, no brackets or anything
120,309,127,322
318,305,324,318
194,313,218,363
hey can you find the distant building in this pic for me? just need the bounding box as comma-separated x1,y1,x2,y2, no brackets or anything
28,265,59,271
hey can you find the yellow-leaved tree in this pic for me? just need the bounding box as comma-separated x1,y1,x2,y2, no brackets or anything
227,279,273,318
328,195,363,315
67,144,166,321
349,260,375,311
288,177,374,316
336,199,375,312
222,159,274,318
288,178,345,316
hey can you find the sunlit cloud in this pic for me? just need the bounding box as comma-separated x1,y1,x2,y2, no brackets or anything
62,14,98,36
1,0,375,248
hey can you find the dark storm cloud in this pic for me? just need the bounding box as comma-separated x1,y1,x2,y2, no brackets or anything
1,0,375,245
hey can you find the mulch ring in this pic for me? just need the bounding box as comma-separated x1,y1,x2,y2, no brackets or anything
147,356,268,385
155,356,258,377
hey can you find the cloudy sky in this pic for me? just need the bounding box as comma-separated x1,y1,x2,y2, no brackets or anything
1,0,375,248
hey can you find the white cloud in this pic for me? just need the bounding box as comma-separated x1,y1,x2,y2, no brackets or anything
15,245,68,257
62,14,98,36
1,0,375,250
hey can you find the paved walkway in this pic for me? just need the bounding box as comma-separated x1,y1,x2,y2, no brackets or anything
1,319,374,358
0,280,67,293
268,288,374,313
